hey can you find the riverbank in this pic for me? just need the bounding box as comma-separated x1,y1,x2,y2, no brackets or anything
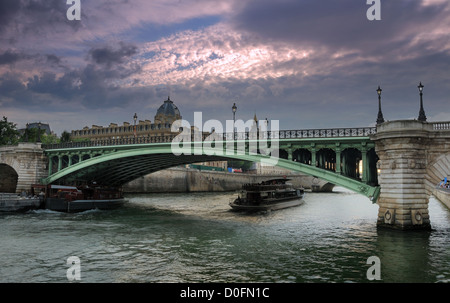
123,167,333,193
433,187,450,210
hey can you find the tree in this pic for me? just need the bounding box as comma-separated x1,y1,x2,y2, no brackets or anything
0,116,19,145
60,131,71,143
20,127,45,143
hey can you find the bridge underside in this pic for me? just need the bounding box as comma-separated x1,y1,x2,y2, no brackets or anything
49,153,230,187
42,145,380,203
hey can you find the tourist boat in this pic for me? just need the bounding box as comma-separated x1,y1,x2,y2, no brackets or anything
31,184,127,213
229,178,305,212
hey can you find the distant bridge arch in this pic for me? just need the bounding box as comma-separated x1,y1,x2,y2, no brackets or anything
0,163,19,193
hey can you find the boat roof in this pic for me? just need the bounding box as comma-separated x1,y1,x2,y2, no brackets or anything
50,185,78,190
264,178,291,183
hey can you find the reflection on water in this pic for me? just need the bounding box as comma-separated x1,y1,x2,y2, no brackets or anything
0,188,449,282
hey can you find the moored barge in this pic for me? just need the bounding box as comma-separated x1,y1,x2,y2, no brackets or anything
31,184,127,213
230,178,304,212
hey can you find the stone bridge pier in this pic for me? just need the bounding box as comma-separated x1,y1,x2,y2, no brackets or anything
0,143,47,194
372,120,450,230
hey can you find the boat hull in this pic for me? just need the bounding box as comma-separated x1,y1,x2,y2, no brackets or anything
229,198,304,212
45,198,127,213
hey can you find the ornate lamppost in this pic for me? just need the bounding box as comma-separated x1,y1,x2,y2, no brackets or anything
376,85,385,125
37,122,42,143
232,102,237,139
24,123,29,142
133,113,138,138
417,82,427,122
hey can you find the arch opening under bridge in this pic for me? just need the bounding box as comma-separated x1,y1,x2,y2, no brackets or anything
0,164,19,193
41,144,381,203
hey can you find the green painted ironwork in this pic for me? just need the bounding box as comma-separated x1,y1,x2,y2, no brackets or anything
41,137,380,203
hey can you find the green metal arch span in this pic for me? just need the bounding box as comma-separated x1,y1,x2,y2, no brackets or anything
42,145,380,203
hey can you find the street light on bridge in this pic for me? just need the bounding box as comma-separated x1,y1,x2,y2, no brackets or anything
133,113,138,138
37,122,42,143
232,102,237,139
376,85,385,125
417,82,427,122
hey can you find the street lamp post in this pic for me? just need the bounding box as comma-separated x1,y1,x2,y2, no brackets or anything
133,113,138,138
37,122,42,143
232,103,237,139
376,85,385,125
417,82,427,122
24,123,29,142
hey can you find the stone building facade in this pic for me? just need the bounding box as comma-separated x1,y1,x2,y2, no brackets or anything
71,96,182,141
70,96,227,170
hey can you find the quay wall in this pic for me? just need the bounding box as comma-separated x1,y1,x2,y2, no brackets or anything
123,167,332,193
0,143,47,194
433,188,450,210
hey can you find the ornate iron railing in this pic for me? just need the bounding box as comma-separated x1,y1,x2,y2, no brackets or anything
278,127,376,139
42,127,377,150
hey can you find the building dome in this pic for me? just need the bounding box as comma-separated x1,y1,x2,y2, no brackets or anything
154,96,182,124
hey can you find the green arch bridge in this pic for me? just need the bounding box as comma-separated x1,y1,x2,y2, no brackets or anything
41,126,380,203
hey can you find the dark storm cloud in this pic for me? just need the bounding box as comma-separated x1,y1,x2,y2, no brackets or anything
89,42,139,68
0,0,81,45
45,54,62,65
0,0,21,32
0,55,143,111
232,0,447,53
0,50,27,65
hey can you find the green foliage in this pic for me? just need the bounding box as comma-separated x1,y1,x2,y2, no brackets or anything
71,137,90,143
60,131,71,143
0,116,19,145
41,133,59,144
21,127,45,143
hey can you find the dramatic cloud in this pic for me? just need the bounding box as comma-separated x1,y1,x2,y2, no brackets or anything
1,0,450,135
89,42,138,68
0,50,28,65
232,0,450,55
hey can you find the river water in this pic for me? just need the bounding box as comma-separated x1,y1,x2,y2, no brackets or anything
0,188,449,283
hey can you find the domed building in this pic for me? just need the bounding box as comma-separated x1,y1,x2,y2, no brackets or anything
154,96,181,124
71,96,183,141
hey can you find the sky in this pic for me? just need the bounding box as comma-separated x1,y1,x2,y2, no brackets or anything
1,0,450,136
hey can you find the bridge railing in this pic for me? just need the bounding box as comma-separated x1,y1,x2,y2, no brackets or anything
42,127,377,150
431,121,450,131
279,127,376,138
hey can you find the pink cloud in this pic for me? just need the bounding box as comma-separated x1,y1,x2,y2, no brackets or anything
135,24,317,88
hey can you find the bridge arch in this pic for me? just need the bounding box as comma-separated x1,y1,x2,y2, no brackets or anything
41,145,380,202
317,148,335,171
341,148,361,179
426,153,450,194
293,148,311,165
0,164,19,193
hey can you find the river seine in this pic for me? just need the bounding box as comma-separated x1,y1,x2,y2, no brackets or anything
0,188,449,283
